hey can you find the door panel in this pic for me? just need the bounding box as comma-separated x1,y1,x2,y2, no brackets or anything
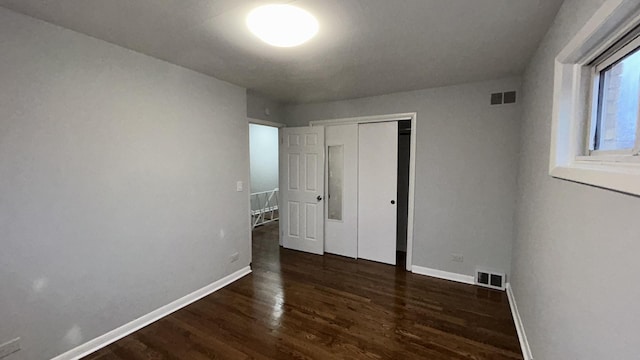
306,154,318,190
324,124,358,258
358,122,398,265
279,126,325,255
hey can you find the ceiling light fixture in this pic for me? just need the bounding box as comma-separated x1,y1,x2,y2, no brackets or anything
247,4,319,47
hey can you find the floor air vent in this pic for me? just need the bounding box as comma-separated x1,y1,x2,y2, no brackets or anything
476,269,506,290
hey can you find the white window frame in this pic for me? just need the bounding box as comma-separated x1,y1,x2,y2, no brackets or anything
588,34,640,157
550,0,640,196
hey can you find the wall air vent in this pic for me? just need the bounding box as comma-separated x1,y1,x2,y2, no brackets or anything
503,91,517,104
476,269,506,290
490,92,503,105
490,91,517,105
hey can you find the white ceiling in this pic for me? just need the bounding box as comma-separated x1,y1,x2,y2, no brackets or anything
0,0,564,103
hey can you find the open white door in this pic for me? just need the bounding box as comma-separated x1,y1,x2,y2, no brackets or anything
279,126,325,255
358,122,398,265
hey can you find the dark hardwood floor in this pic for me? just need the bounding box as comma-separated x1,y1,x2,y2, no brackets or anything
84,222,523,359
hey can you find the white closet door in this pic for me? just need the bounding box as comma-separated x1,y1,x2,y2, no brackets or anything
325,124,358,258
279,126,325,255
358,122,398,265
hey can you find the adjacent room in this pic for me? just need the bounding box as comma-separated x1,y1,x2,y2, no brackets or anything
1,1,639,359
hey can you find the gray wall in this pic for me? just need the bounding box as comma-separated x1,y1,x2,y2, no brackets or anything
0,8,250,360
249,124,279,194
284,78,522,279
512,0,640,358
246,89,285,123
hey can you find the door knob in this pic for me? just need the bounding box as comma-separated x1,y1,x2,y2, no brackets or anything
391,200,396,204
317,195,323,201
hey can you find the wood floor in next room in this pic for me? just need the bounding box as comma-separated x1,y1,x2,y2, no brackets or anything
84,222,523,359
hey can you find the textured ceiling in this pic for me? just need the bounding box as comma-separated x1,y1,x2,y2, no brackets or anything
0,0,564,103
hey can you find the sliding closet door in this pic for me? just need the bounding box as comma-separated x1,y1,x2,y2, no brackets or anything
325,124,358,258
358,122,398,265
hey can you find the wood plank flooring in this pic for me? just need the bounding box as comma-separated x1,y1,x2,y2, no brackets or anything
84,222,523,359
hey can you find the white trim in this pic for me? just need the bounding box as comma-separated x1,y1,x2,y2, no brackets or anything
576,154,640,163
549,0,640,196
550,163,640,195
309,112,417,127
51,266,252,360
310,113,417,271
248,117,286,128
411,265,475,285
406,115,417,272
594,31,640,71
506,283,533,360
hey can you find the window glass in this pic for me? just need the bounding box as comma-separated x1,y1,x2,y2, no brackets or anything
595,47,640,151
327,145,343,221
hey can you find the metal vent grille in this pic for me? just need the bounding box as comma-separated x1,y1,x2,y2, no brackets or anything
490,92,503,105
490,91,517,105
503,91,517,104
476,269,506,290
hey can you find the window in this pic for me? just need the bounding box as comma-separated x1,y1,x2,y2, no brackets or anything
549,0,640,196
589,30,640,155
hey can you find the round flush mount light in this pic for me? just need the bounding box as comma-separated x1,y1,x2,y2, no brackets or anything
247,4,319,47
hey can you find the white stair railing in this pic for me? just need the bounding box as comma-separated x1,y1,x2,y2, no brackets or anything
250,188,279,229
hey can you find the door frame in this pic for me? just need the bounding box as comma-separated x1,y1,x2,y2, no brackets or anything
309,112,417,271
248,117,286,128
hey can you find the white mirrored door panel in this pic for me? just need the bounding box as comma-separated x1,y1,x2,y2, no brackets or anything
324,124,358,258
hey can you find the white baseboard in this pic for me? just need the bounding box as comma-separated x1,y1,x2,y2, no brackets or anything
411,265,475,285
51,266,252,360
506,283,533,360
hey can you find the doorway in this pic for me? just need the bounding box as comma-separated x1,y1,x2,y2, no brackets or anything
396,120,412,268
248,119,284,229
